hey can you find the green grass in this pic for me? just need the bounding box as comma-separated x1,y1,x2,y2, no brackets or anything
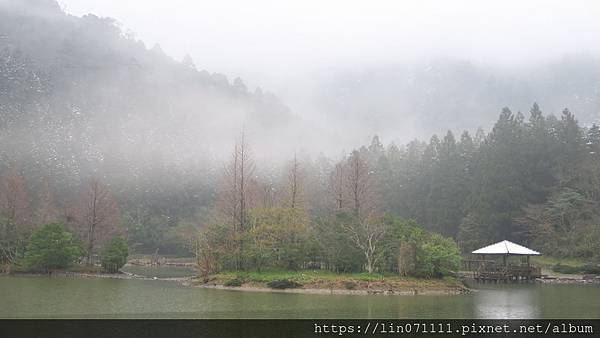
203,269,464,290
531,256,588,268
68,264,105,273
2,263,104,274
210,270,387,284
530,256,600,275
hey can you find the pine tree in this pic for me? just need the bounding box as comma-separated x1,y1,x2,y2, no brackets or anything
556,108,585,184
587,124,600,154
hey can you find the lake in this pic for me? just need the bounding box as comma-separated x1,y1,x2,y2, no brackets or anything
1,275,599,318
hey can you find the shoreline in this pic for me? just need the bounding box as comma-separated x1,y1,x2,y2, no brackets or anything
2,269,471,296
194,271,474,296
2,270,193,283
8,268,599,294
195,283,471,296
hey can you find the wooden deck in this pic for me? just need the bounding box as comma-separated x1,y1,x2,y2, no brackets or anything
462,259,541,283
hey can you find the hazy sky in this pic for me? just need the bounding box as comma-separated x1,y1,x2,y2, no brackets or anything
57,0,600,92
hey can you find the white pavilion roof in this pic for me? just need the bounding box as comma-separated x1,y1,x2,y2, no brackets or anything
472,240,541,256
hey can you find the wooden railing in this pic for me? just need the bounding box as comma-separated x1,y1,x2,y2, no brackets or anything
462,259,542,281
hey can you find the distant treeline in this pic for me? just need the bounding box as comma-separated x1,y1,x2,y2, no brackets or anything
193,104,600,275
2,104,597,274
360,104,600,259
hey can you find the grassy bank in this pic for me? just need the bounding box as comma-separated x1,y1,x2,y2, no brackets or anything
196,270,468,295
531,256,600,275
2,263,106,274
531,256,588,268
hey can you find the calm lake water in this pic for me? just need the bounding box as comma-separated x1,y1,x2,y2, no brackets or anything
1,276,599,319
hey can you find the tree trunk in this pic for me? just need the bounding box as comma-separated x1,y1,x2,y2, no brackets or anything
365,253,374,273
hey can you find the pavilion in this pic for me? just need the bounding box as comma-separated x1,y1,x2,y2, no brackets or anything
468,240,542,282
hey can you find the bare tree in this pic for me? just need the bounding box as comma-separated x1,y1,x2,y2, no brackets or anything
219,132,255,228
0,168,30,264
342,215,386,273
302,155,334,217
339,150,384,273
284,153,304,210
237,132,254,231
195,230,217,279
216,132,255,270
36,177,59,225
74,177,120,265
329,162,345,212
219,142,240,225
345,150,378,219
257,177,276,209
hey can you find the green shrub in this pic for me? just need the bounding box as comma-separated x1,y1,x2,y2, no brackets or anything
553,264,600,275
101,236,129,273
266,279,302,289
24,223,80,271
552,264,579,274
581,265,600,275
415,233,461,278
224,277,244,287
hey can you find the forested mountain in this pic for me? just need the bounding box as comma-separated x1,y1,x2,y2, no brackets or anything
0,0,305,251
1,0,599,265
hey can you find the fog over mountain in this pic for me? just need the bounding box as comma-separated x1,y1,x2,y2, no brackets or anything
306,56,600,145
2,0,600,277
56,0,600,149
3,1,600,181
0,0,319,166
0,0,318,224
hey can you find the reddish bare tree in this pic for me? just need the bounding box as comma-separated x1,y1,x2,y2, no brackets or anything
284,153,304,210
36,177,60,225
0,168,30,264
219,142,241,225
339,150,384,273
74,177,121,265
344,150,378,219
218,133,256,224
216,132,255,270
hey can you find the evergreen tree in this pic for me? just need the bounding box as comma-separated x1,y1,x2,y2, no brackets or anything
24,223,80,272
556,108,586,184
101,236,129,273
523,103,557,202
471,108,526,241
587,124,600,154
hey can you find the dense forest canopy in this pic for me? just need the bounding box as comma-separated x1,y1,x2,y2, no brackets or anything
1,0,599,273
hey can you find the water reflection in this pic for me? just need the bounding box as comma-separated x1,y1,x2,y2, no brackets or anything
474,284,540,318
1,276,599,319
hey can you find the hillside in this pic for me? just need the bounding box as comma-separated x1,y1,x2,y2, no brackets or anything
0,0,307,227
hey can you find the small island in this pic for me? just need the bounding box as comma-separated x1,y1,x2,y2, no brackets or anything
195,270,469,295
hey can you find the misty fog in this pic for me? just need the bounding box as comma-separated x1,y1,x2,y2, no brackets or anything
53,0,600,148
1,0,600,260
